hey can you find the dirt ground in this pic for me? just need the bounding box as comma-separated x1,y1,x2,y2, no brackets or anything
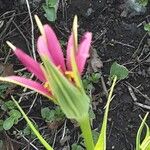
0,0,150,150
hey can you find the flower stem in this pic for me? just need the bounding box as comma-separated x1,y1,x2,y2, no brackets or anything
78,114,94,150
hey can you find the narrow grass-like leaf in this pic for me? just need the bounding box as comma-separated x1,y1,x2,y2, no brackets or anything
95,76,117,150
136,112,149,150
12,97,53,150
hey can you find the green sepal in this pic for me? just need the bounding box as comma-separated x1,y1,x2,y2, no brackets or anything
42,57,90,120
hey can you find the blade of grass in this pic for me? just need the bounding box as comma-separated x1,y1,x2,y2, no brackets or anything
11,96,53,150
95,76,117,150
136,112,149,150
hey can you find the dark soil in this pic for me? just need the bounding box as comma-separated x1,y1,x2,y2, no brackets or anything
0,0,150,150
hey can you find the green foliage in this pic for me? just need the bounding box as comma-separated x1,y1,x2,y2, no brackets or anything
23,123,38,138
0,84,9,92
138,0,149,6
3,117,15,130
144,23,150,32
71,143,84,150
0,83,12,99
41,106,65,122
92,130,99,144
89,108,95,121
3,109,21,130
1,100,21,130
43,0,59,22
12,98,53,150
110,62,129,81
2,100,17,110
136,112,150,150
83,72,101,93
95,63,128,150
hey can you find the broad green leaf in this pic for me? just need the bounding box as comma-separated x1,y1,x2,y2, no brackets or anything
12,98,53,150
41,107,54,121
9,109,21,122
144,23,150,32
41,107,65,122
138,0,148,6
71,143,84,150
0,84,9,90
2,109,21,130
47,0,58,6
42,57,90,120
43,0,59,22
43,5,56,22
91,73,101,83
3,117,15,130
110,62,129,80
4,100,16,110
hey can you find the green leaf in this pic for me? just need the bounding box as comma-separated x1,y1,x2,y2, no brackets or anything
89,108,95,120
8,109,21,124
43,6,56,22
92,130,99,144
4,100,16,110
41,107,55,122
95,76,117,150
47,0,58,6
138,0,148,6
71,143,84,150
9,109,21,118
136,112,149,150
3,117,15,130
110,62,129,80
144,23,150,32
41,107,65,122
54,107,65,119
23,123,38,138
0,84,9,90
91,73,101,83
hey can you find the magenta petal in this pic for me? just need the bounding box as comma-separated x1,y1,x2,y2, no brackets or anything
44,25,66,71
0,76,51,98
14,48,46,82
66,34,73,71
76,32,92,74
37,36,53,62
